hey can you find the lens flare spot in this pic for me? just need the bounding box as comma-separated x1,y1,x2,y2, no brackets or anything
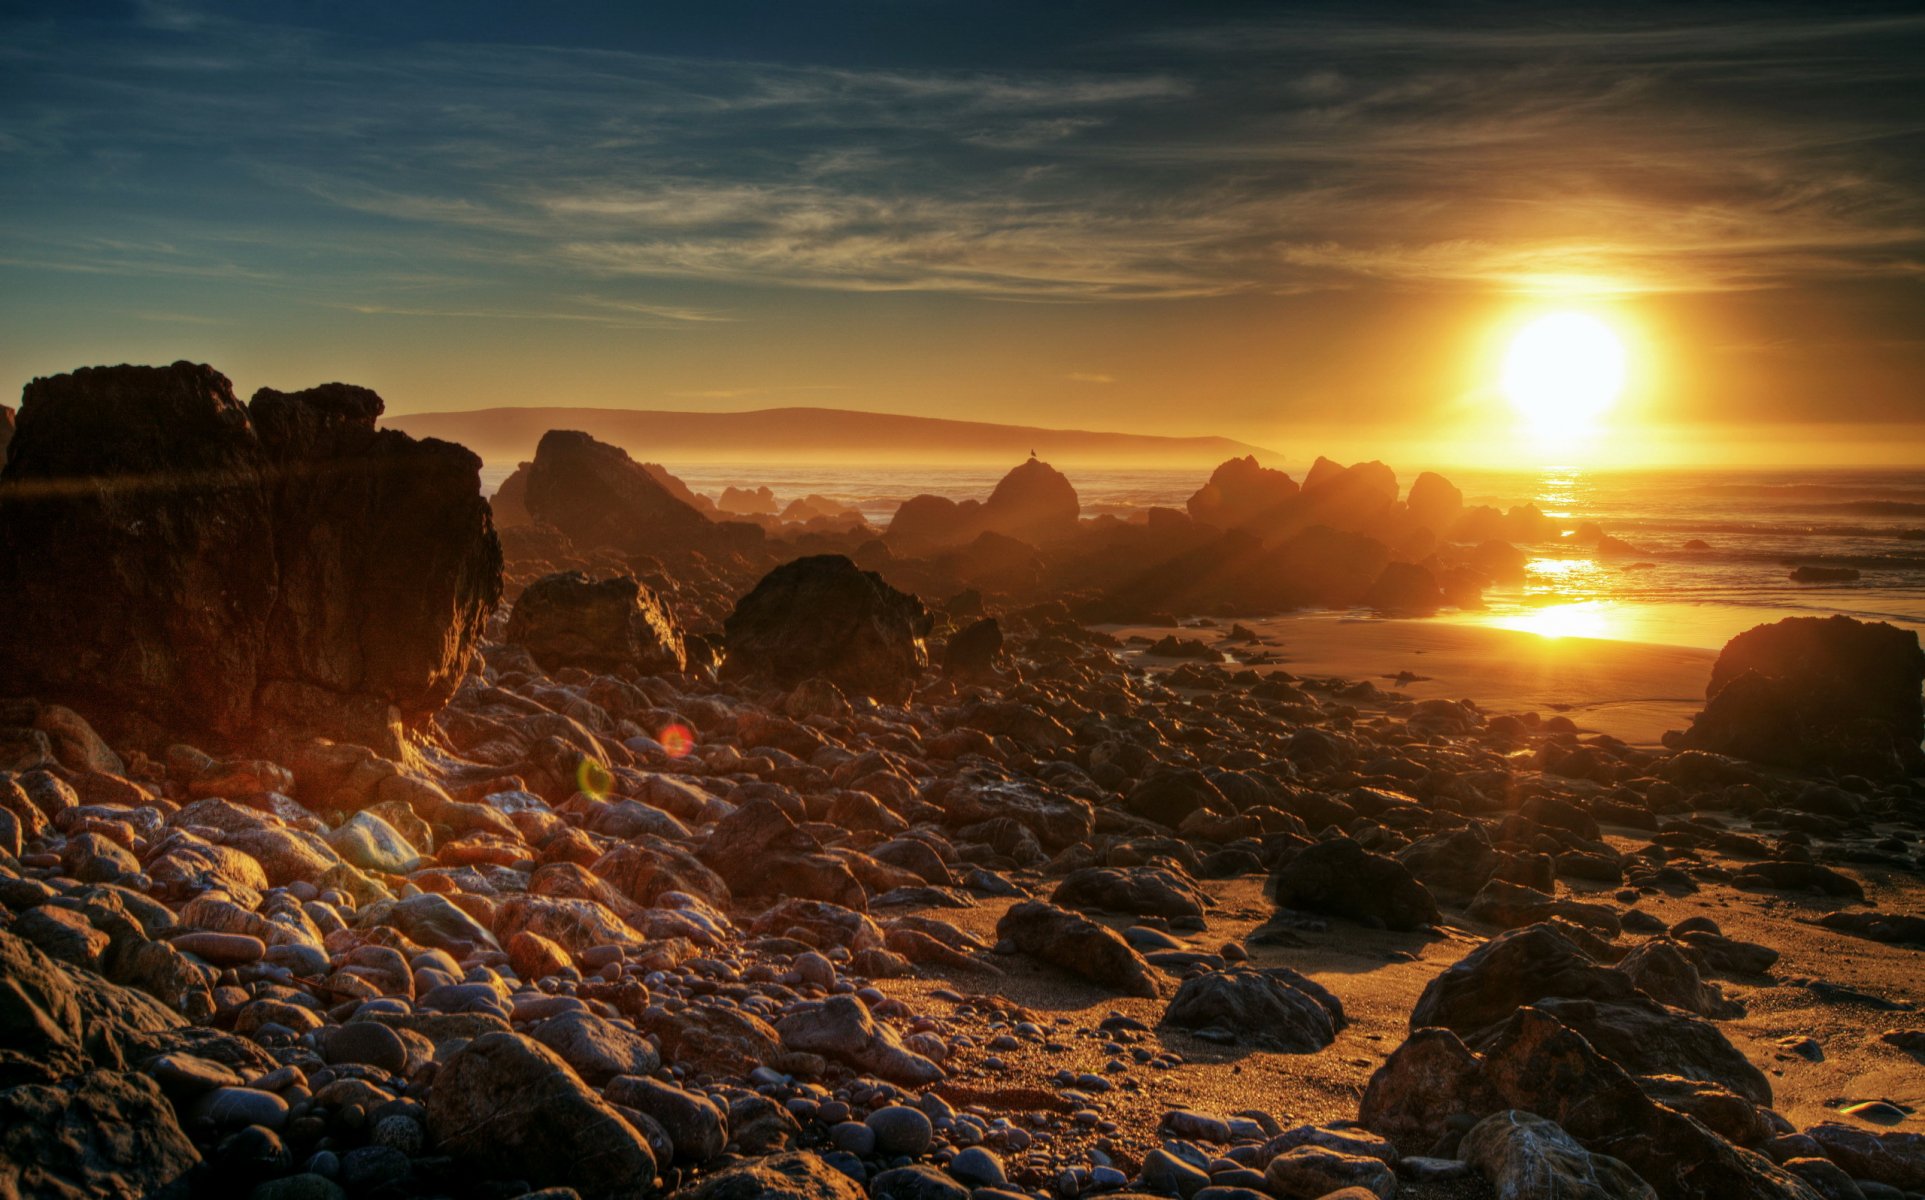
576,756,614,799
659,722,695,758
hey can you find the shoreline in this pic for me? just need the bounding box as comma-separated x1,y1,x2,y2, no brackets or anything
1110,612,1717,747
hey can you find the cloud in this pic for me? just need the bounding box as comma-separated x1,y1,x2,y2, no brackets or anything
1066,372,1116,383
2,4,1920,306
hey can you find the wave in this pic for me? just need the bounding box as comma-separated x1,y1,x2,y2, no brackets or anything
1788,501,1925,516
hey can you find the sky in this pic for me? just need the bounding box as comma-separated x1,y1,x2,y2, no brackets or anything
1,0,1921,466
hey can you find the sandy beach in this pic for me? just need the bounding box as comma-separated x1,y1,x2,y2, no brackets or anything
1108,615,1718,747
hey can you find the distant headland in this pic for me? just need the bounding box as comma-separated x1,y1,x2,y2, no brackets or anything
383,405,1277,467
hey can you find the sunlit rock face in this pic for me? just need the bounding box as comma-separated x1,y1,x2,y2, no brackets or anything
0,403,14,462
0,361,501,756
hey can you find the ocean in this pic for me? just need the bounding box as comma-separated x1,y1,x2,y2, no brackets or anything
480,462,1925,653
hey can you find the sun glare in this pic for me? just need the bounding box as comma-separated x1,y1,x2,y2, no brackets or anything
1501,312,1627,442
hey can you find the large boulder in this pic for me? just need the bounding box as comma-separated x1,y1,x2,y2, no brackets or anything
723,555,932,701
996,901,1169,998
1672,615,1925,778
426,1030,656,1199
505,572,686,675
1461,1110,1655,1200
980,457,1079,545
886,458,1077,552
668,1152,864,1200
0,1070,201,1200
1187,456,1298,529
1362,1010,1821,1200
1160,966,1345,1051
1406,471,1464,535
0,363,501,755
490,461,533,526
1300,457,1399,528
1270,838,1439,931
1409,925,1770,1105
523,428,747,556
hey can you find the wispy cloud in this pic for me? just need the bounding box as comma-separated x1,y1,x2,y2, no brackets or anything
1066,372,1116,383
1,3,1920,306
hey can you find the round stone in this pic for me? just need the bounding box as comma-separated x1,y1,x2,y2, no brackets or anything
866,1105,934,1157
174,931,266,966
323,1022,408,1075
830,1121,877,1156
189,1086,289,1132
949,1147,1006,1188
370,1114,425,1155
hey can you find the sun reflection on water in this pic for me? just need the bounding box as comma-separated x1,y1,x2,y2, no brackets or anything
1485,599,1621,640
1458,467,1630,640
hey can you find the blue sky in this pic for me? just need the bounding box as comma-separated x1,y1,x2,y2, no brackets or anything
1,1,1920,458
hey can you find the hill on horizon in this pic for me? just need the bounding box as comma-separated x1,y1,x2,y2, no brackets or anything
383,405,1277,468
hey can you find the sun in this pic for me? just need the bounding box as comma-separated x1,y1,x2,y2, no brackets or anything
1501,312,1627,441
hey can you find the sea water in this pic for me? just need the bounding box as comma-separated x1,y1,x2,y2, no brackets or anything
479,462,1925,652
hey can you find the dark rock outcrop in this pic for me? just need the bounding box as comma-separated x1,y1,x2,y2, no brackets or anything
1409,925,1770,1104
0,363,501,754
524,429,753,557
723,555,932,701
1161,966,1345,1051
505,572,686,675
1406,471,1464,536
1671,615,1925,778
1187,456,1299,529
886,458,1078,552
1362,1009,1819,1200
1271,838,1440,931
426,1030,656,1199
942,617,1003,680
490,461,533,526
996,901,1169,998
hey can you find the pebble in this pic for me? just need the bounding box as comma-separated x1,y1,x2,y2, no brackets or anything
949,1147,1006,1188
322,1022,408,1075
173,931,266,965
188,1086,289,1132
868,1104,936,1157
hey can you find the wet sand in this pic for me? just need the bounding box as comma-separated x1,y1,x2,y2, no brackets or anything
1106,614,1717,746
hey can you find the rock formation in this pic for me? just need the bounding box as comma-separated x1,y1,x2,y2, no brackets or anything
524,429,753,557
722,555,932,701
886,458,1078,553
490,461,533,526
1672,614,1925,778
0,363,501,755
504,571,687,675
1186,455,1298,529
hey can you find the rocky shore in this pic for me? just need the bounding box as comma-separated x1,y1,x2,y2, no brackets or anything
1,363,1922,1200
